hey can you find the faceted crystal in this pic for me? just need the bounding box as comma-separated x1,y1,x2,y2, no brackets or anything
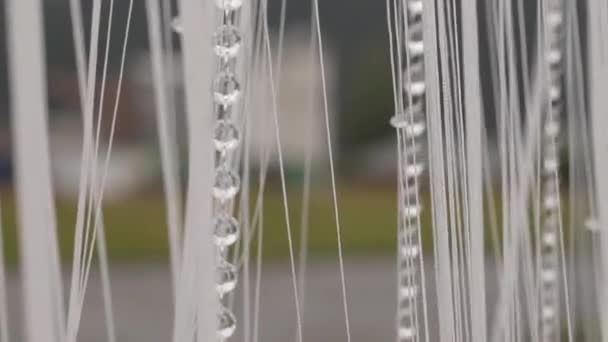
214,120,240,152
213,168,240,201
216,261,238,296
217,307,237,339
213,25,242,60
214,72,241,107
213,215,240,248
215,0,243,11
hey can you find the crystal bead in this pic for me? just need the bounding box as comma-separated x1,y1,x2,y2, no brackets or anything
215,0,243,11
547,49,562,65
213,72,241,108
542,231,557,247
407,40,424,56
401,245,420,258
543,195,559,211
217,307,237,339
390,113,408,129
171,16,183,33
544,121,560,137
213,215,240,248
541,269,557,283
213,25,242,60
549,84,561,102
214,120,240,152
403,205,422,219
407,0,423,16
399,285,418,298
543,158,559,173
404,163,425,178
216,261,238,296
547,12,563,27
213,168,240,201
406,81,426,97
398,327,417,340
542,307,556,321
585,217,600,232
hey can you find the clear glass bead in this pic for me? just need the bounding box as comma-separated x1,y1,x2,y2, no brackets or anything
171,16,183,34
214,72,241,107
407,0,423,16
547,12,563,27
543,194,559,211
399,285,418,298
400,245,420,258
549,84,561,101
217,307,237,339
544,120,560,137
216,261,238,296
542,231,557,246
407,40,424,56
214,120,240,152
406,81,426,97
213,25,242,60
585,217,600,232
541,269,557,282
404,163,425,178
543,158,559,173
547,49,562,65
215,0,243,11
398,327,417,340
213,168,240,201
542,307,556,321
403,205,421,219
213,215,240,248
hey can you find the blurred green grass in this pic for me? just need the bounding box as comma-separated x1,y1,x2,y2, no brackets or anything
0,186,416,263
0,186,575,263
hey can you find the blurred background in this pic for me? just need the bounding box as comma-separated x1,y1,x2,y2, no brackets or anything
0,0,588,341
0,0,425,261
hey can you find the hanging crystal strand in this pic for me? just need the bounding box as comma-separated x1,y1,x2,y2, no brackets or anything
213,1,243,340
390,0,426,341
173,2,243,340
540,0,564,341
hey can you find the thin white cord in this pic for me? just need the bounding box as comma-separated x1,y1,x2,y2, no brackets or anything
145,0,184,298
311,1,352,340
0,199,9,342
261,0,304,340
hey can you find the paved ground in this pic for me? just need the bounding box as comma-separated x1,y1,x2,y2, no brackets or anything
3,257,596,341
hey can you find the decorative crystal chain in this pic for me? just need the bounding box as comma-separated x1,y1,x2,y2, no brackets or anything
390,0,426,341
175,1,244,340
540,1,563,340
